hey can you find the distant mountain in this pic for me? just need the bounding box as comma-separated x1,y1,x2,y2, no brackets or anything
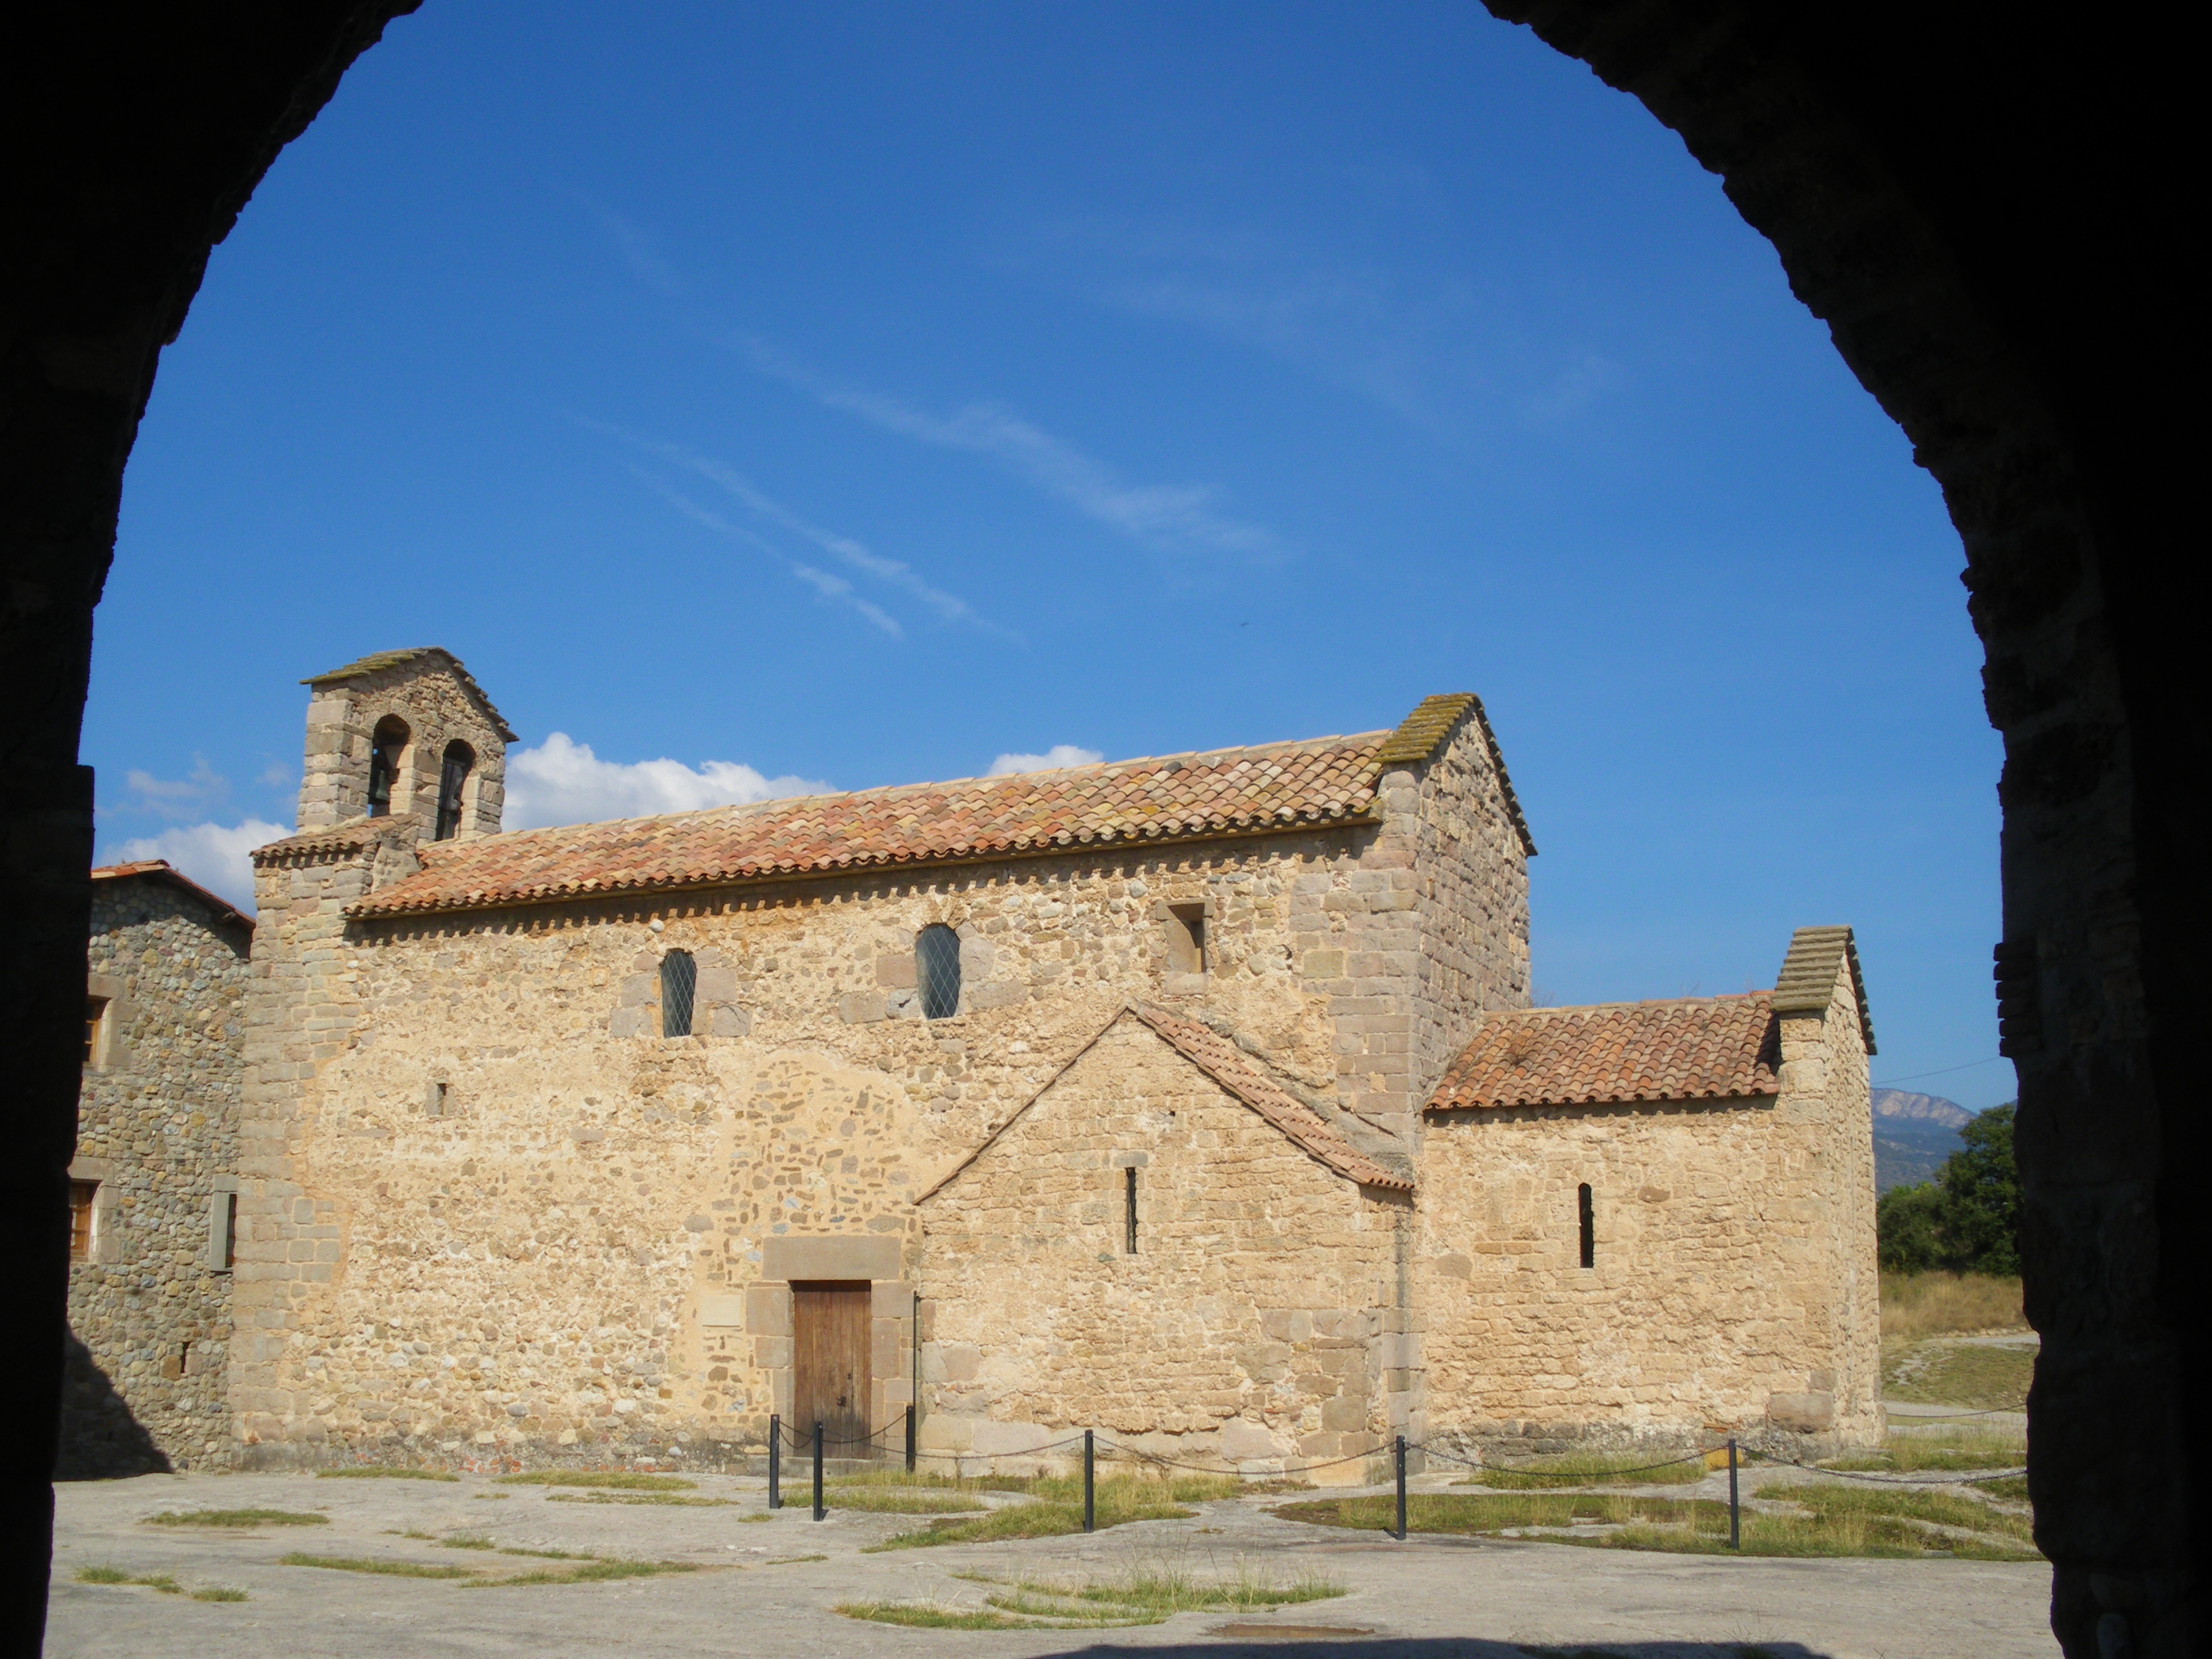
1870,1089,1973,1193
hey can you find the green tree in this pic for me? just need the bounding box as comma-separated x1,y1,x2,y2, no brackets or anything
1877,1181,1946,1273
1938,1102,2020,1275
1874,1102,2021,1275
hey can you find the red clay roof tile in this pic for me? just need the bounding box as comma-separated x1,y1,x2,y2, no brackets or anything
346,733,1391,919
1426,994,1782,1111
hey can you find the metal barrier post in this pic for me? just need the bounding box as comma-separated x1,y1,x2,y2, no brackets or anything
1395,1435,1408,1540
1727,1438,1740,1549
768,1414,781,1509
906,1404,916,1473
1083,1431,1094,1534
813,1420,825,1521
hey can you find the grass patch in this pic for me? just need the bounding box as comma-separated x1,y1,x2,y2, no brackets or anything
146,1508,329,1528
496,1470,695,1492
439,1535,497,1551
1976,1475,2030,1501
1820,1430,2026,1473
1883,1340,2036,1411
544,1491,738,1509
316,1465,458,1482
867,1476,1200,1550
74,1566,131,1584
1460,1450,1705,1488
384,1529,438,1540
830,1466,1240,1503
815,1487,988,1515
1276,1484,2041,1561
277,1552,480,1580
81,1565,249,1600
472,1493,512,1501
191,1586,250,1602
766,1553,828,1565
836,1601,1057,1631
460,1557,699,1588
1881,1273,2024,1340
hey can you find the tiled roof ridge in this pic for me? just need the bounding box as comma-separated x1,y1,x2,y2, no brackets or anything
301,647,518,743
1373,691,1535,857
346,730,1392,920
1128,1003,1414,1190
1771,924,1875,1054
251,813,422,866
1426,991,1783,1113
89,859,253,930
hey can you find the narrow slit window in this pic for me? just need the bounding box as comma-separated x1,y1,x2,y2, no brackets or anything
207,1190,236,1271
69,1180,98,1263
1166,904,1207,975
83,996,107,1067
367,716,409,818
1124,1166,1139,1255
434,739,474,841
660,950,697,1038
1578,1183,1595,1269
916,924,962,1019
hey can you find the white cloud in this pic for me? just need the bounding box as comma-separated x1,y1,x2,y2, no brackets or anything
504,733,829,830
110,819,292,910
123,756,230,820
987,744,1105,777
735,337,1281,559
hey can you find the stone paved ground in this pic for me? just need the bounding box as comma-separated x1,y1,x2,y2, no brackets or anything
48,1469,2055,1658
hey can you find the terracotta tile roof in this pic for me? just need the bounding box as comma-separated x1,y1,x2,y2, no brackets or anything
347,733,1392,920
920,1004,1414,1202
90,859,253,930
1425,994,1782,1111
1128,1004,1414,1190
251,814,423,866
303,647,518,743
1772,924,1875,1054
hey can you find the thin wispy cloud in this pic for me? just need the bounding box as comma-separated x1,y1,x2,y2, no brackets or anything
577,197,686,298
122,756,230,821
626,466,903,636
736,335,1282,560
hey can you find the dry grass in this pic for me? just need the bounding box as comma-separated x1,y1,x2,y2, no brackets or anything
316,1466,458,1482
544,1491,739,1509
1883,1342,2036,1411
1460,1450,1706,1489
278,1553,480,1579
1821,1429,2026,1473
1880,1273,2025,1339
144,1508,328,1528
457,1557,699,1589
840,1557,1345,1631
495,1470,695,1491
814,1487,987,1515
866,1475,1202,1550
1275,1483,2040,1561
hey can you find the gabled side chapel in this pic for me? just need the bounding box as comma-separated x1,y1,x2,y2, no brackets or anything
229,649,1879,1475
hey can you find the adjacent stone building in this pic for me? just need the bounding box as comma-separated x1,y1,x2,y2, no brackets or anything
223,647,1881,1475
62,860,252,1475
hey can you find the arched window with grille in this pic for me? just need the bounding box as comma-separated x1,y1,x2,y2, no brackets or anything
366,716,409,818
916,924,962,1020
660,950,697,1038
434,739,474,840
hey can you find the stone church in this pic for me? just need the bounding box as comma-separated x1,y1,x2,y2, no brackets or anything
71,647,1881,1477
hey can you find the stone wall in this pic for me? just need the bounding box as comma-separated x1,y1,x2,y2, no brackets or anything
1416,965,1881,1456
918,1012,1407,1480
232,803,1510,1469
62,876,250,1475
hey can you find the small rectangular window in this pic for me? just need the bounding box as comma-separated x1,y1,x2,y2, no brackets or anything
1124,1166,1139,1255
660,951,697,1038
1578,1183,1595,1269
69,1181,98,1262
424,1081,449,1118
207,1190,236,1271
1166,904,1207,975
83,997,108,1067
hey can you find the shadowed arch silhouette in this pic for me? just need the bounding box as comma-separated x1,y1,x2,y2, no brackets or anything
2,7,2190,1654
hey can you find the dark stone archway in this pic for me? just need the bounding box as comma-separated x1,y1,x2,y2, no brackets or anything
3,5,2192,1653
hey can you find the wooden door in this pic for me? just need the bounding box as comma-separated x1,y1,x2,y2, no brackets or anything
792,1281,872,1455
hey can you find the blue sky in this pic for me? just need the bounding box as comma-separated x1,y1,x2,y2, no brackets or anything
86,1,2014,1110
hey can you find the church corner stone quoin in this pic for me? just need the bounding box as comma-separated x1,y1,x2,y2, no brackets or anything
228,648,1881,1474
